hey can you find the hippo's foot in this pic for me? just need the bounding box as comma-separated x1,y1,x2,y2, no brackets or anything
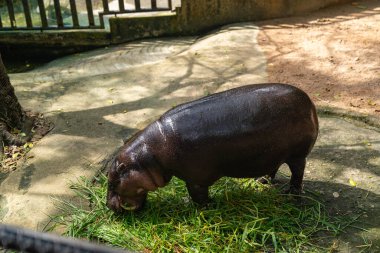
284,186,303,195
186,183,210,205
257,168,279,185
257,176,271,184
257,176,279,184
286,158,306,195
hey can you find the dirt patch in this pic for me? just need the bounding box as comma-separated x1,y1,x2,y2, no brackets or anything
257,2,380,251
257,0,380,119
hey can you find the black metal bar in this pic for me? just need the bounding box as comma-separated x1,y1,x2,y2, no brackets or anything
151,0,157,9
102,0,109,12
0,224,132,253
94,8,171,15
53,0,64,27
86,0,95,26
0,14,3,28
100,0,108,27
6,0,16,28
134,0,141,11
37,0,48,28
21,0,33,28
118,0,125,11
168,0,172,10
69,0,79,27
99,13,105,28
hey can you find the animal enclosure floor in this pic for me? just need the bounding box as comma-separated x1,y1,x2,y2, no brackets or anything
258,0,380,121
0,1,379,251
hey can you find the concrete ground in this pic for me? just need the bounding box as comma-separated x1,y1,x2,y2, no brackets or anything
0,22,379,252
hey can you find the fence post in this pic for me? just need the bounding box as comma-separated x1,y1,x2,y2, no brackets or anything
168,0,172,10
135,0,141,11
100,0,109,28
53,0,64,28
21,0,33,28
103,0,109,12
118,0,125,11
37,0,48,28
69,0,79,27
6,0,16,28
86,0,95,26
151,0,157,9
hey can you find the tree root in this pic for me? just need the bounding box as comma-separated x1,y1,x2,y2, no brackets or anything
0,121,27,146
0,114,53,171
0,121,28,164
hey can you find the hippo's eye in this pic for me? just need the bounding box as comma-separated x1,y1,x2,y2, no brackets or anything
116,161,125,172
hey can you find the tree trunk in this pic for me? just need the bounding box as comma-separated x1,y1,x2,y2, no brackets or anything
0,54,27,159
0,54,25,129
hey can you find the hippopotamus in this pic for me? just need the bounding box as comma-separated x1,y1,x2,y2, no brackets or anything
107,83,319,212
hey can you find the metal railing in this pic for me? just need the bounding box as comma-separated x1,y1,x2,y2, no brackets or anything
0,224,133,253
0,0,174,30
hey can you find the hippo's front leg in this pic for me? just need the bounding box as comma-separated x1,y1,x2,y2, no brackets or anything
186,183,210,205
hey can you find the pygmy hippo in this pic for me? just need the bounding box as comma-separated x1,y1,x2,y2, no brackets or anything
107,83,319,212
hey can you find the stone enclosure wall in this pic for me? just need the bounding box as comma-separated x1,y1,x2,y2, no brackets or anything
110,0,351,43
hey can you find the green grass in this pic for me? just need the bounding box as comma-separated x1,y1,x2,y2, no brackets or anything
50,175,357,253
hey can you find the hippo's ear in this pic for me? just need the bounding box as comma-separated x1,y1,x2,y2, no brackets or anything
147,167,166,188
137,167,166,191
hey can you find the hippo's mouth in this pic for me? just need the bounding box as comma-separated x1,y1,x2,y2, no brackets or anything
107,192,146,212
120,203,139,211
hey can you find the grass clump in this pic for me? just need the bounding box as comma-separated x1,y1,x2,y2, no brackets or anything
51,175,356,252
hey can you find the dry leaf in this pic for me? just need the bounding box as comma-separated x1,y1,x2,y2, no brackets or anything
12,153,20,159
349,178,357,187
368,100,376,106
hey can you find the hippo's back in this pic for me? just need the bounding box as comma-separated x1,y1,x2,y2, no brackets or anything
160,83,317,140
156,83,318,178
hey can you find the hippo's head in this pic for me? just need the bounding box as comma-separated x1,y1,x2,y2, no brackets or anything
106,147,167,212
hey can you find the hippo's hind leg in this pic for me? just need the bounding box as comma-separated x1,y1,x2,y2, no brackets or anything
186,183,210,205
285,157,306,195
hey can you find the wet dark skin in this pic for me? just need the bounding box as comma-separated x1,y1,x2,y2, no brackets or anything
107,83,319,212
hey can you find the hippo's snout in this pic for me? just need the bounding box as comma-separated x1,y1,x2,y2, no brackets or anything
106,192,123,212
106,191,147,212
